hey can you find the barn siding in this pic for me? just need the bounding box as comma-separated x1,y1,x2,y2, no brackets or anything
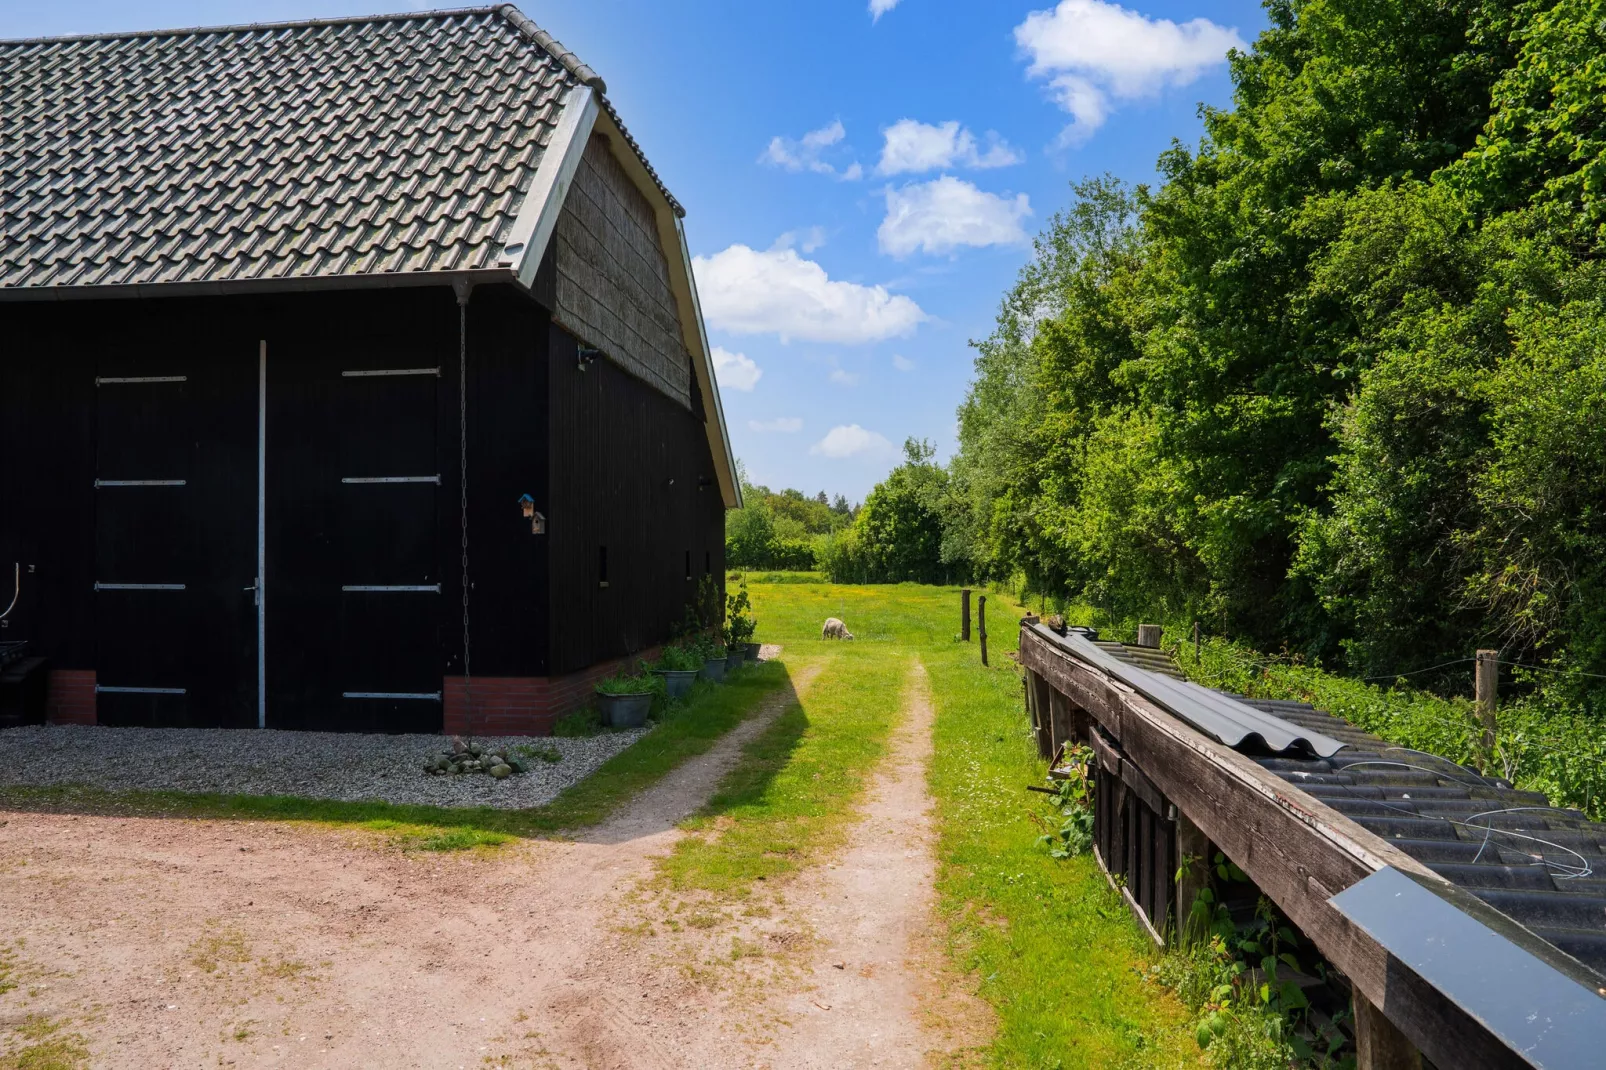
0,286,551,730
552,134,693,409
546,323,725,676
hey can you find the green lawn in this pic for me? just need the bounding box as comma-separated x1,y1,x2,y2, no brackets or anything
728,580,1199,1067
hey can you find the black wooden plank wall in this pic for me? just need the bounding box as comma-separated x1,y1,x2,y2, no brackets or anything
546,324,725,675
0,285,556,731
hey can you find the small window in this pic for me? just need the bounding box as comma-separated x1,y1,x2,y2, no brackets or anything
599,545,609,588
704,550,711,575
685,550,692,581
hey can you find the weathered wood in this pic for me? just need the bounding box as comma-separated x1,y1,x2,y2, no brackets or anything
1193,620,1201,663
1135,624,1163,649
1354,991,1423,1070
961,588,971,641
1475,649,1499,771
978,595,988,666
1018,623,1532,1070
1175,812,1210,946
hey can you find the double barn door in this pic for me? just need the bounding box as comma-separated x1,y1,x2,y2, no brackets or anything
93,332,446,732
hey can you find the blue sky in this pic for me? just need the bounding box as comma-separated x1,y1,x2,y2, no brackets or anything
3,0,1268,503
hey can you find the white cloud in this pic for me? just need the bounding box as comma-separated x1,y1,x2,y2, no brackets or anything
692,244,928,344
829,368,860,386
774,226,828,254
811,424,896,459
870,0,902,21
877,120,1024,175
878,176,1032,258
711,346,762,392
760,120,863,180
749,417,803,433
1015,0,1244,143
892,354,915,372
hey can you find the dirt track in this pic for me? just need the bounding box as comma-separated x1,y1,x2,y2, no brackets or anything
0,658,988,1068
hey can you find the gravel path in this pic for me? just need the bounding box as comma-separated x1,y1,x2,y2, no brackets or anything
0,723,649,809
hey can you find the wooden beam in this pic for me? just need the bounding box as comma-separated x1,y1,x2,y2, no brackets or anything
1018,624,1534,1070
961,588,971,641
1354,991,1423,1070
1175,812,1210,947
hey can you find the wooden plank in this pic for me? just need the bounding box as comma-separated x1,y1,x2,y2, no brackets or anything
1018,624,1533,1070
1354,991,1423,1070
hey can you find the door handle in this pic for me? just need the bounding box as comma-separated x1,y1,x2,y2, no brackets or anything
245,578,260,606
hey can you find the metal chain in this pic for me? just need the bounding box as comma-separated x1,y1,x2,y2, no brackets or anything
458,294,474,735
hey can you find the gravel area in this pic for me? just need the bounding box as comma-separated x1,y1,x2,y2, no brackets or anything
0,723,651,809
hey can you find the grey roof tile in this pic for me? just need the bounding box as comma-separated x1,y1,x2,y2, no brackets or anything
1,5,680,294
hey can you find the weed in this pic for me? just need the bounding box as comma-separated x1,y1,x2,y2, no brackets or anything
512,743,561,765
0,1015,90,1070
189,929,252,974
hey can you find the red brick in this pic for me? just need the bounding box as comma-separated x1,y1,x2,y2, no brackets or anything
47,669,97,725
442,645,663,736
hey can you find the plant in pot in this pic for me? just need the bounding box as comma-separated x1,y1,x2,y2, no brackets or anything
651,643,701,700
595,671,658,728
725,582,759,665
696,632,729,683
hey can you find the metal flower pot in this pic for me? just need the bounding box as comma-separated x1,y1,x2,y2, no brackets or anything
745,642,762,662
699,657,727,683
596,690,653,728
651,669,698,700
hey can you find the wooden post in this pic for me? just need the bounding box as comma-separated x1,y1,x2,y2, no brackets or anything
1193,620,1201,663
1353,992,1423,1070
1475,649,1499,772
1136,624,1162,649
979,595,988,666
1174,812,1210,946
960,588,971,641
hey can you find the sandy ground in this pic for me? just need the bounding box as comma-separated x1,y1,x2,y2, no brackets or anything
0,657,990,1069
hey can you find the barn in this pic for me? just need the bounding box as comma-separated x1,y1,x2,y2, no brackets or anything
0,6,740,736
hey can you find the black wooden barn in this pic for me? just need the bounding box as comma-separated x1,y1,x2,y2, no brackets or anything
0,6,740,735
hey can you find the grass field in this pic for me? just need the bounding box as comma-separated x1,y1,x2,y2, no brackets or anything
730,580,1199,1067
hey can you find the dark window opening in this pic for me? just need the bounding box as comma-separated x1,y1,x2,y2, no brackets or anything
685,550,692,581
599,545,609,588
704,550,711,575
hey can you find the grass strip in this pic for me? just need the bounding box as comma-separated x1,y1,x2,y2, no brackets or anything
655,644,906,898
0,661,794,843
922,638,1200,1068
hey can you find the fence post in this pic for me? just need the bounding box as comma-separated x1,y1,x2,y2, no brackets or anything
979,595,988,666
961,588,971,641
1353,991,1423,1070
1475,649,1499,772
1193,620,1201,663
1136,624,1162,649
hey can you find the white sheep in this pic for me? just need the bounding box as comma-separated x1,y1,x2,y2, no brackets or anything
822,617,855,640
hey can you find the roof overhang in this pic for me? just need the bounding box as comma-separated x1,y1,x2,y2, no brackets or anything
501,87,740,509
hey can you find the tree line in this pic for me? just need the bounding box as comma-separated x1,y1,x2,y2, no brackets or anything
838,0,1606,701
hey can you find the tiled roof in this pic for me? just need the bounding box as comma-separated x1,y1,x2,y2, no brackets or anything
0,5,680,293
1095,641,1606,980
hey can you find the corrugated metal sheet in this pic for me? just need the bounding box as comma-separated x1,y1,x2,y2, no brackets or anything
1051,628,1348,758
0,5,679,293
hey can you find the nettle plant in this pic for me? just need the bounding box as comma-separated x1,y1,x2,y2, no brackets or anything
1034,744,1095,858
725,582,757,649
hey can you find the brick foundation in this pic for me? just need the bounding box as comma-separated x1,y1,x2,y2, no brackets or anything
444,647,662,736
47,669,97,725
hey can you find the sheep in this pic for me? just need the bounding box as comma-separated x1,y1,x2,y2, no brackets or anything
822,617,855,640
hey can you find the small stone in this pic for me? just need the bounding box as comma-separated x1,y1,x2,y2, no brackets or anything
490,764,512,779
468,743,483,757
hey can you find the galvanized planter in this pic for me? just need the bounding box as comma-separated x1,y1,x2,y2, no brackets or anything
651,669,698,700
698,657,727,683
597,690,653,728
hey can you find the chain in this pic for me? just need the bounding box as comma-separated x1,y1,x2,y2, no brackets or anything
458,290,474,735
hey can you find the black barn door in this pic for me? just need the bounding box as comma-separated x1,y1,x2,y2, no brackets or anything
93,339,259,727
267,342,443,733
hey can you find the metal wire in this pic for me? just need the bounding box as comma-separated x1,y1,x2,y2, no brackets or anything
458,290,473,735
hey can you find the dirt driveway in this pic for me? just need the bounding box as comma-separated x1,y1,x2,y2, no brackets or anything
0,660,987,1068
